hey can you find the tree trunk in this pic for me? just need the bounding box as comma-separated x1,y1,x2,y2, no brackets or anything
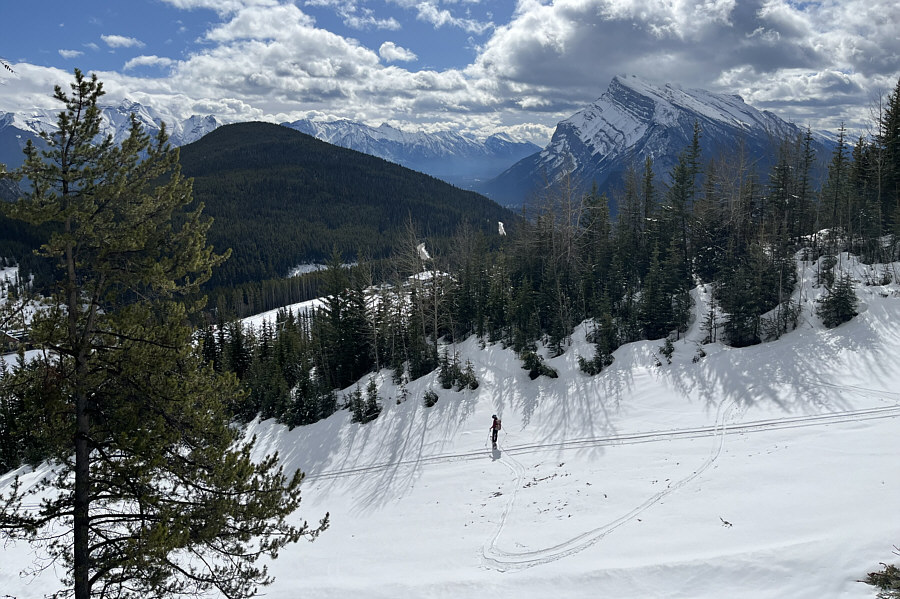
65,208,91,599
73,389,90,599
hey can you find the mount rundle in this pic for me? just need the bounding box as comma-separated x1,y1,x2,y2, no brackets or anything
478,74,834,208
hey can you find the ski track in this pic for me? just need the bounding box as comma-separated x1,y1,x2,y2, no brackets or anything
297,388,900,573
480,396,739,571
302,402,900,483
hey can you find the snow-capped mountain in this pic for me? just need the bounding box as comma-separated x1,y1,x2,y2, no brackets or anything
95,100,222,147
0,100,223,173
282,118,541,189
1,103,537,194
480,75,833,209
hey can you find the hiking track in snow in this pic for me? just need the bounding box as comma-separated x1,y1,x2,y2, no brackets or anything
302,401,900,484
299,394,900,572
481,396,739,571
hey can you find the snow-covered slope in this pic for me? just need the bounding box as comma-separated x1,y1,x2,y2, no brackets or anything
2,253,898,598
481,75,834,209
283,118,540,188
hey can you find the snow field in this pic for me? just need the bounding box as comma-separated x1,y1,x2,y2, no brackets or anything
246,255,900,598
2,253,899,598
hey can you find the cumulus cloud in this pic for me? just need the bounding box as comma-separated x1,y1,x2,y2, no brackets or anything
124,55,176,70
4,0,897,144
468,0,900,130
204,3,316,41
379,42,417,63
102,34,146,49
159,0,280,15
59,49,84,59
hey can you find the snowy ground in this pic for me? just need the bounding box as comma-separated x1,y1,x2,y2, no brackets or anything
2,254,899,598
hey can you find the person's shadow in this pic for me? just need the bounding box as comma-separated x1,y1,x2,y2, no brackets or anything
491,447,501,461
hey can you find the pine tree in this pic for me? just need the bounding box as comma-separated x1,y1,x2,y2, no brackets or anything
639,246,669,339
821,124,851,244
878,77,900,237
0,69,327,599
866,551,900,599
665,121,702,273
817,270,858,328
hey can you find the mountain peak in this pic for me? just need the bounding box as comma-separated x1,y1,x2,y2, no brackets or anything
479,76,833,208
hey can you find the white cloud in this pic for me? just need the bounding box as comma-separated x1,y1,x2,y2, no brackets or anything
466,0,900,130
124,55,177,70
415,1,493,34
204,4,316,41
58,49,84,59
102,34,146,49
3,0,896,142
305,0,401,30
379,42,417,63
159,0,280,15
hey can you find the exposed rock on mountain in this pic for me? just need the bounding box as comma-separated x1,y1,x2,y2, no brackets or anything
479,75,833,210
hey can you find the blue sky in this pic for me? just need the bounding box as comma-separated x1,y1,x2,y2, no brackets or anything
2,0,898,144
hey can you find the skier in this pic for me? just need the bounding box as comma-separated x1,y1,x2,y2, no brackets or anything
489,415,501,448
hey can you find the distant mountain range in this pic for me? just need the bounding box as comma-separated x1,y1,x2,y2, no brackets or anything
282,119,540,189
477,75,835,210
0,101,222,171
0,101,538,195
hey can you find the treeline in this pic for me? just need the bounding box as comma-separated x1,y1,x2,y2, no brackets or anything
206,269,330,321
204,77,900,432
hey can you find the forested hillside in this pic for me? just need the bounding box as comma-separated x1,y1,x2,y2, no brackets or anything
196,78,900,433
178,122,517,289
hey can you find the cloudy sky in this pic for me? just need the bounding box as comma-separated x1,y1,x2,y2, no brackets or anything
1,0,897,144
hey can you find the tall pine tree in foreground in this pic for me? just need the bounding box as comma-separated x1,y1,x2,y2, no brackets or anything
0,69,327,599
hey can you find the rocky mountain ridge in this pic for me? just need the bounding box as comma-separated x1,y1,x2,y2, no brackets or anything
479,75,834,209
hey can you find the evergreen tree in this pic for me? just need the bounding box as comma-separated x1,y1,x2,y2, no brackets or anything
821,124,851,243
0,70,327,599
817,270,858,328
691,158,729,282
639,246,670,339
665,122,702,273
878,77,900,237
866,552,900,599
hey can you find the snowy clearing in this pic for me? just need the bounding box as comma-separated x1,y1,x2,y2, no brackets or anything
1,255,898,598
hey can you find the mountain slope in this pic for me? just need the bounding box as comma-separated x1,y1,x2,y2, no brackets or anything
239,253,900,598
6,252,898,598
2,252,898,597
283,118,540,189
480,75,833,209
178,122,516,287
